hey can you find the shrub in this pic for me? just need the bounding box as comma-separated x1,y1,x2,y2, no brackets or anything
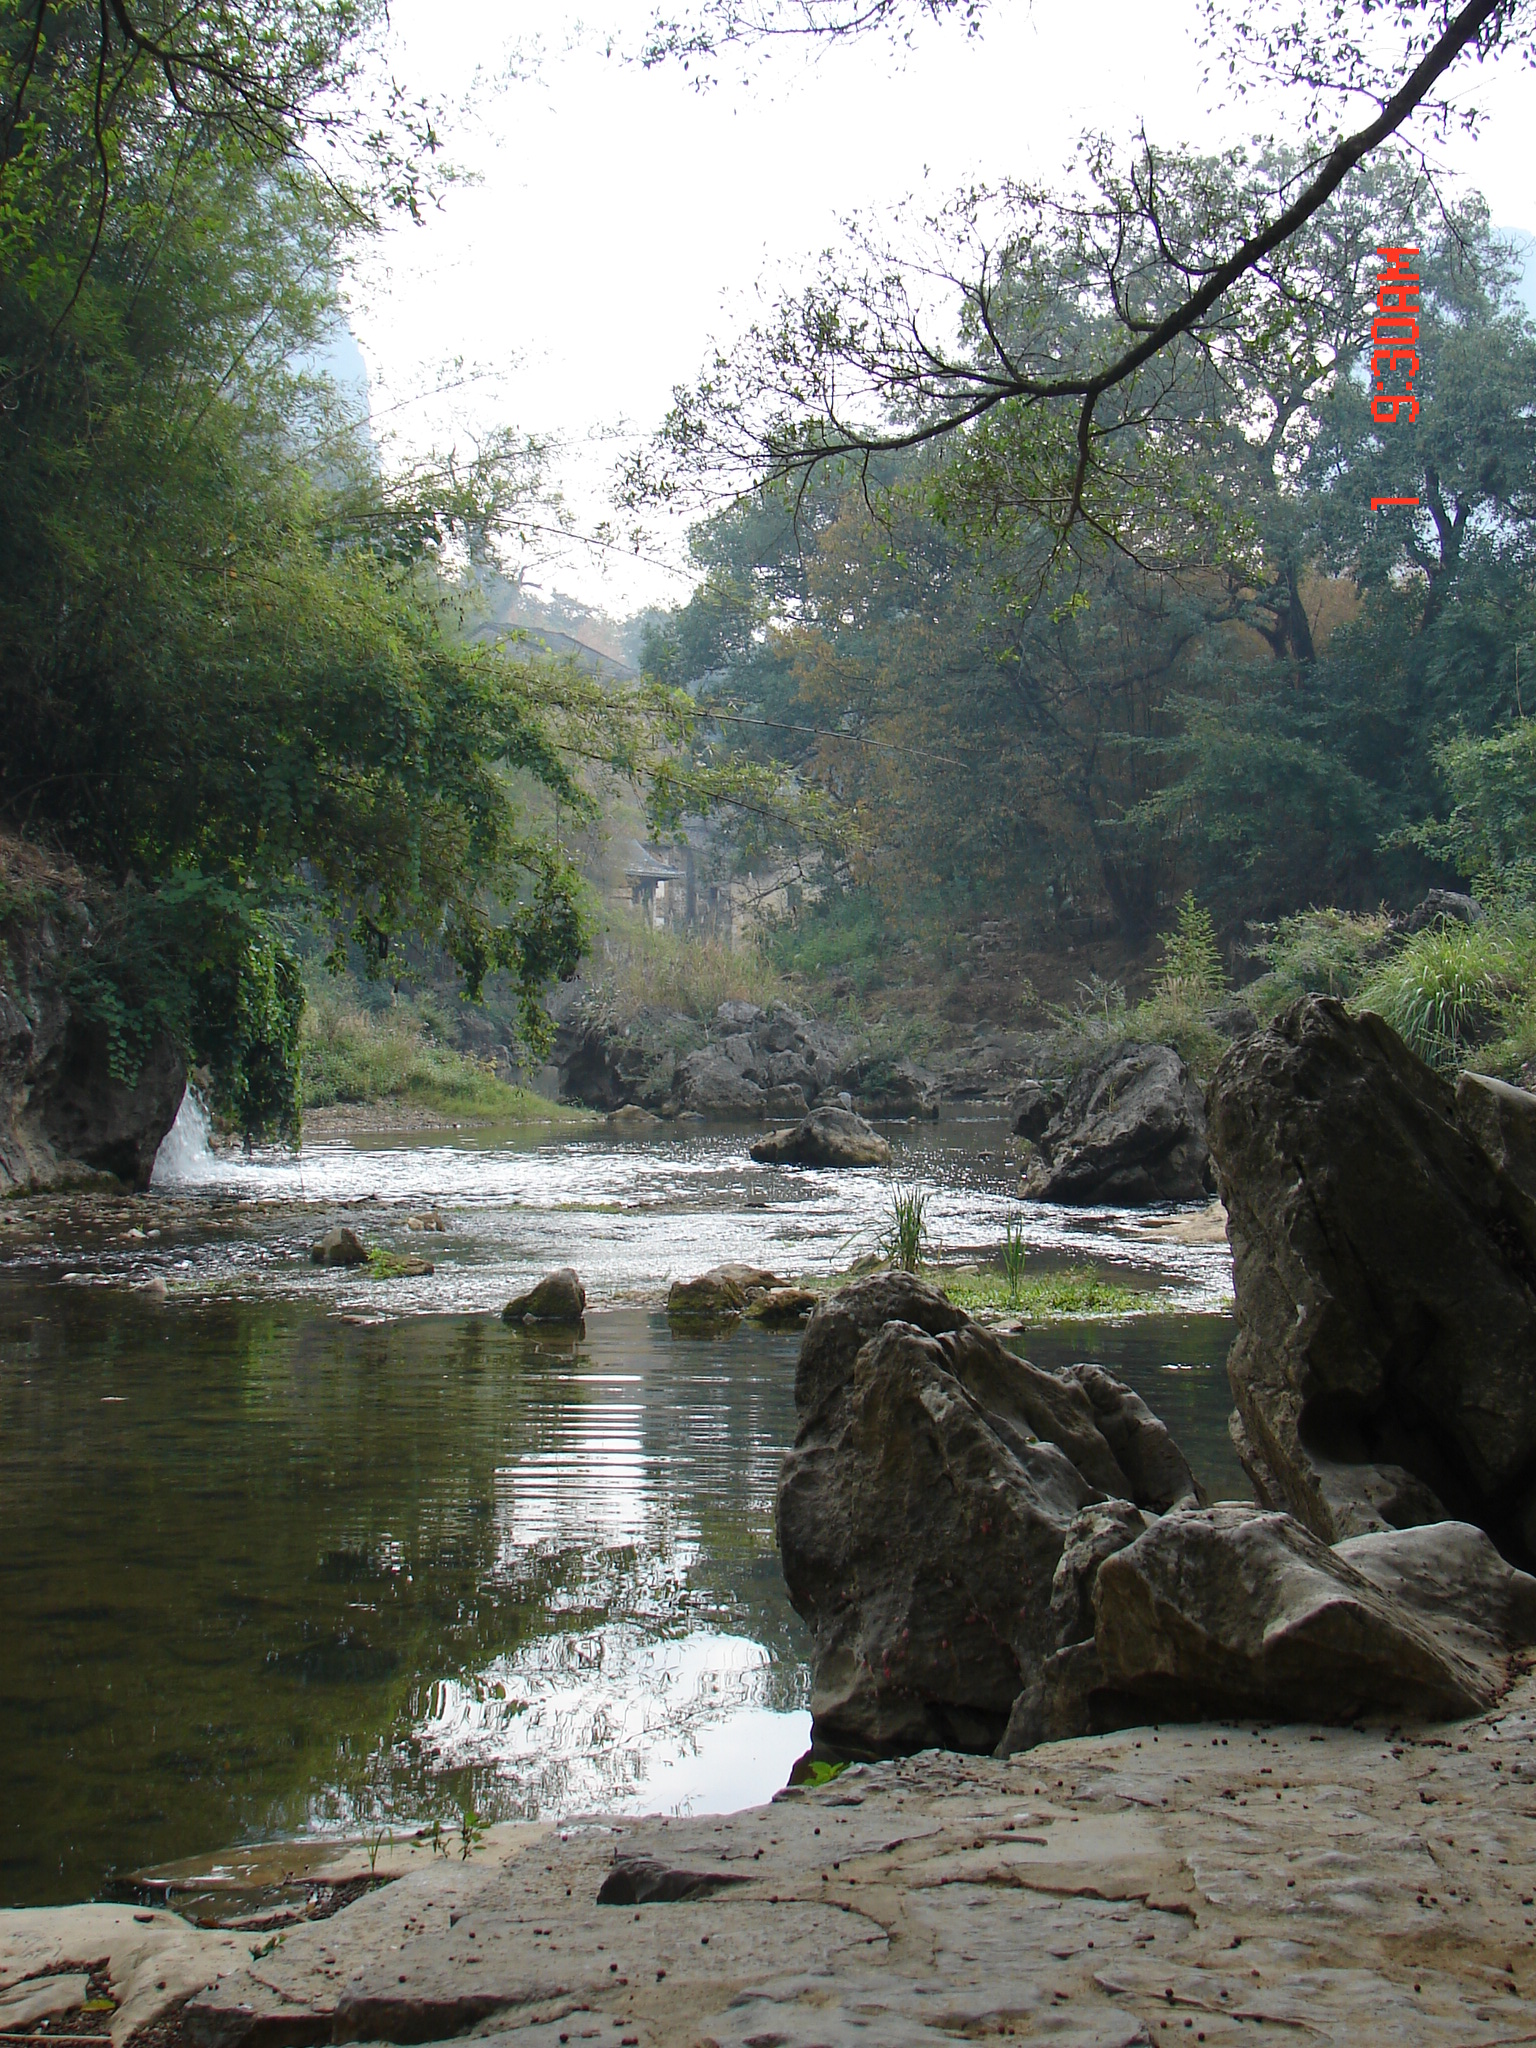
590,918,784,1021
1245,907,1393,1017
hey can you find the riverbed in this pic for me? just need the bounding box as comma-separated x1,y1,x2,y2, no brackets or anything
0,1107,1240,1908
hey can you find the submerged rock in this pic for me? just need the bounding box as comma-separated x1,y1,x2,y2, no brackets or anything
750,1106,892,1169
310,1226,368,1268
666,1263,781,1321
776,1273,1202,1758
1209,995,1536,1564
1022,1042,1212,1205
503,1268,586,1326
743,1284,819,1329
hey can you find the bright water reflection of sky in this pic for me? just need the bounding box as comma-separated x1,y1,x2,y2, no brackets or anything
350,0,1536,611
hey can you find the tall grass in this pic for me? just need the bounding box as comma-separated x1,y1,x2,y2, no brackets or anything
1002,1216,1029,1304
880,1183,930,1273
591,920,785,1021
1360,919,1514,1072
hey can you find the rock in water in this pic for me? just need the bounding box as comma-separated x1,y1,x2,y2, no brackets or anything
667,1263,781,1320
750,1106,892,1169
1009,1079,1061,1142
776,1274,1203,1757
503,1268,586,1326
1085,1505,1532,1727
743,1285,819,1329
310,1226,368,1268
1209,994,1536,1563
1021,1042,1212,1205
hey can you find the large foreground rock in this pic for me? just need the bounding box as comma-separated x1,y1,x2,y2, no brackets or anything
777,1274,1201,1756
750,1105,892,1168
1075,1505,1536,1731
1209,994,1536,1564
34,1681,1536,2048
1022,1041,1213,1205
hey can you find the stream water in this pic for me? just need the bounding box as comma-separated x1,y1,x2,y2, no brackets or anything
0,1103,1241,1908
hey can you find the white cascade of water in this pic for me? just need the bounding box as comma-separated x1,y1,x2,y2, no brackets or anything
150,1088,223,1187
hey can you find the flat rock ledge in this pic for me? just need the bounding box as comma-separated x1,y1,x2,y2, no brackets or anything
11,1679,1536,2047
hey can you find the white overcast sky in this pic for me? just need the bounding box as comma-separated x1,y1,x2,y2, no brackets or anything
346,0,1536,616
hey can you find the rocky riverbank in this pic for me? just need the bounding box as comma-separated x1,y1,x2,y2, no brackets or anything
7,1680,1536,2046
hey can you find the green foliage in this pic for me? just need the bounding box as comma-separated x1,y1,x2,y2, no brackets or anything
879,1183,930,1274
300,985,584,1121
1154,896,1225,1007
1360,919,1515,1072
59,873,304,1141
1245,907,1393,1016
1408,721,1536,899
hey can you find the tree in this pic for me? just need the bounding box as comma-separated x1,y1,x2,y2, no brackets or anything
634,0,1530,566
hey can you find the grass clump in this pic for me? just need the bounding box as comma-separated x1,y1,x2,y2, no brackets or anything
879,1183,930,1273
301,985,584,1122
941,1264,1150,1319
1360,916,1517,1072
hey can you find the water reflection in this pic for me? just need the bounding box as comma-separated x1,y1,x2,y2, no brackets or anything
0,1291,809,1907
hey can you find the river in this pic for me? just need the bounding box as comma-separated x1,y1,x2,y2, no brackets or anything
0,1103,1240,1907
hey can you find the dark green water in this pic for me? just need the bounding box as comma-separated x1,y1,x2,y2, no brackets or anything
0,1273,1239,1909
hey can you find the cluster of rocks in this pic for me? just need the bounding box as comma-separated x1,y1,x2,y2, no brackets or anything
779,1267,1536,1761
555,998,864,1122
665,1262,818,1328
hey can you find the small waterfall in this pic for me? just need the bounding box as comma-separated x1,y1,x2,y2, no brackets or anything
151,1088,222,1187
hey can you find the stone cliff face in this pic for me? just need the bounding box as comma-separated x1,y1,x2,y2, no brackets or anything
0,896,185,1193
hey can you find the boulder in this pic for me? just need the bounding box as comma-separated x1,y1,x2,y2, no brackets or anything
744,1285,820,1329
1405,887,1483,933
776,1274,1204,1757
503,1267,586,1326
676,1051,766,1120
1209,996,1536,1565
1009,1079,1061,1141
1022,1042,1213,1205
310,1225,368,1267
853,1058,939,1120
750,1106,892,1169
715,999,765,1033
1082,1505,1535,1728
605,1103,661,1130
762,1082,810,1120
667,1263,782,1321
406,1210,446,1231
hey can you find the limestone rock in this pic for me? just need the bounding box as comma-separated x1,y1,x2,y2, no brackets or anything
1009,1078,1061,1141
715,998,765,1033
310,1226,368,1268
605,1102,661,1129
1405,886,1483,932
1087,1505,1536,1727
762,1082,810,1120
1208,995,1536,1562
777,1274,1205,1758
750,1106,892,1168
0,897,185,1190
743,1285,819,1329
667,1263,781,1320
1022,1042,1213,1205
405,1210,446,1231
676,1051,766,1120
503,1267,586,1325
